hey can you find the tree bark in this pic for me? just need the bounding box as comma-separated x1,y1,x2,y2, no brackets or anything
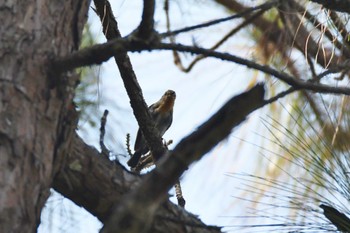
53,134,221,233
0,1,90,232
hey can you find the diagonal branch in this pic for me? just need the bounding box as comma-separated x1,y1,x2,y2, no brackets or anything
53,134,221,233
215,0,345,73
167,5,269,72
101,84,265,233
93,0,167,162
152,43,350,95
309,0,350,14
320,204,350,231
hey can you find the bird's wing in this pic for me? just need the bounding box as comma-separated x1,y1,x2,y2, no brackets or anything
164,110,173,132
149,103,159,116
134,104,157,151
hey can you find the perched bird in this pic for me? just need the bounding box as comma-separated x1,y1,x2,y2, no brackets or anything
127,90,176,168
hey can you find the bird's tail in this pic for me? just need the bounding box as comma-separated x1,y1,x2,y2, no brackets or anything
127,151,142,168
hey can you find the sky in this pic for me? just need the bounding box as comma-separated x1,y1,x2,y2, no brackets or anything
39,1,286,232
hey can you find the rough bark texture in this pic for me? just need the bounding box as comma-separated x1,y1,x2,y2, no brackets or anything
0,1,90,232
53,134,221,233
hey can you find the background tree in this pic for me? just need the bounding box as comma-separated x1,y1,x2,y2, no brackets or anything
2,0,350,232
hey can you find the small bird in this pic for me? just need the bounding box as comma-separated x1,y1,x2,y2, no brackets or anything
127,90,176,168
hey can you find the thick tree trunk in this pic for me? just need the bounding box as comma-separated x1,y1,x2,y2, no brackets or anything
0,1,89,232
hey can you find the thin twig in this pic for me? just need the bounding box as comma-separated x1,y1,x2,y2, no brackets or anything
100,109,110,159
263,87,297,105
160,0,278,38
171,6,269,72
153,42,350,95
126,133,133,157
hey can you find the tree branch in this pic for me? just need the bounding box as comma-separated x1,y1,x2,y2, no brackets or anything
263,87,296,105
92,0,167,162
135,0,156,39
51,0,350,98
51,38,129,73
101,84,265,233
53,134,221,233
52,38,350,96
309,0,350,14
167,5,269,72
160,0,277,38
152,43,350,95
215,0,345,73
320,204,350,231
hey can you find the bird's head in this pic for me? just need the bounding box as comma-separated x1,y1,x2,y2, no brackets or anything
157,90,176,113
163,90,176,100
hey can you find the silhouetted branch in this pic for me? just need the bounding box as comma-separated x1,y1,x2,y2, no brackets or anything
263,87,297,105
310,0,350,14
169,5,269,72
99,109,110,158
53,134,221,233
51,38,129,73
53,39,350,96
320,204,350,232
153,43,350,95
160,0,278,38
135,0,156,39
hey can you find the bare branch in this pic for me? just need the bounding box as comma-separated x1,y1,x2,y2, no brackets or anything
263,87,297,105
293,2,350,58
53,37,350,95
216,0,346,72
99,109,110,158
169,6,270,72
309,0,350,14
320,204,350,232
51,38,128,75
153,42,350,95
160,0,278,38
328,10,350,49
53,134,221,233
135,0,156,39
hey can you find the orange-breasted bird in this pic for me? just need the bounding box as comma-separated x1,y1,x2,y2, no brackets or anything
127,90,176,168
